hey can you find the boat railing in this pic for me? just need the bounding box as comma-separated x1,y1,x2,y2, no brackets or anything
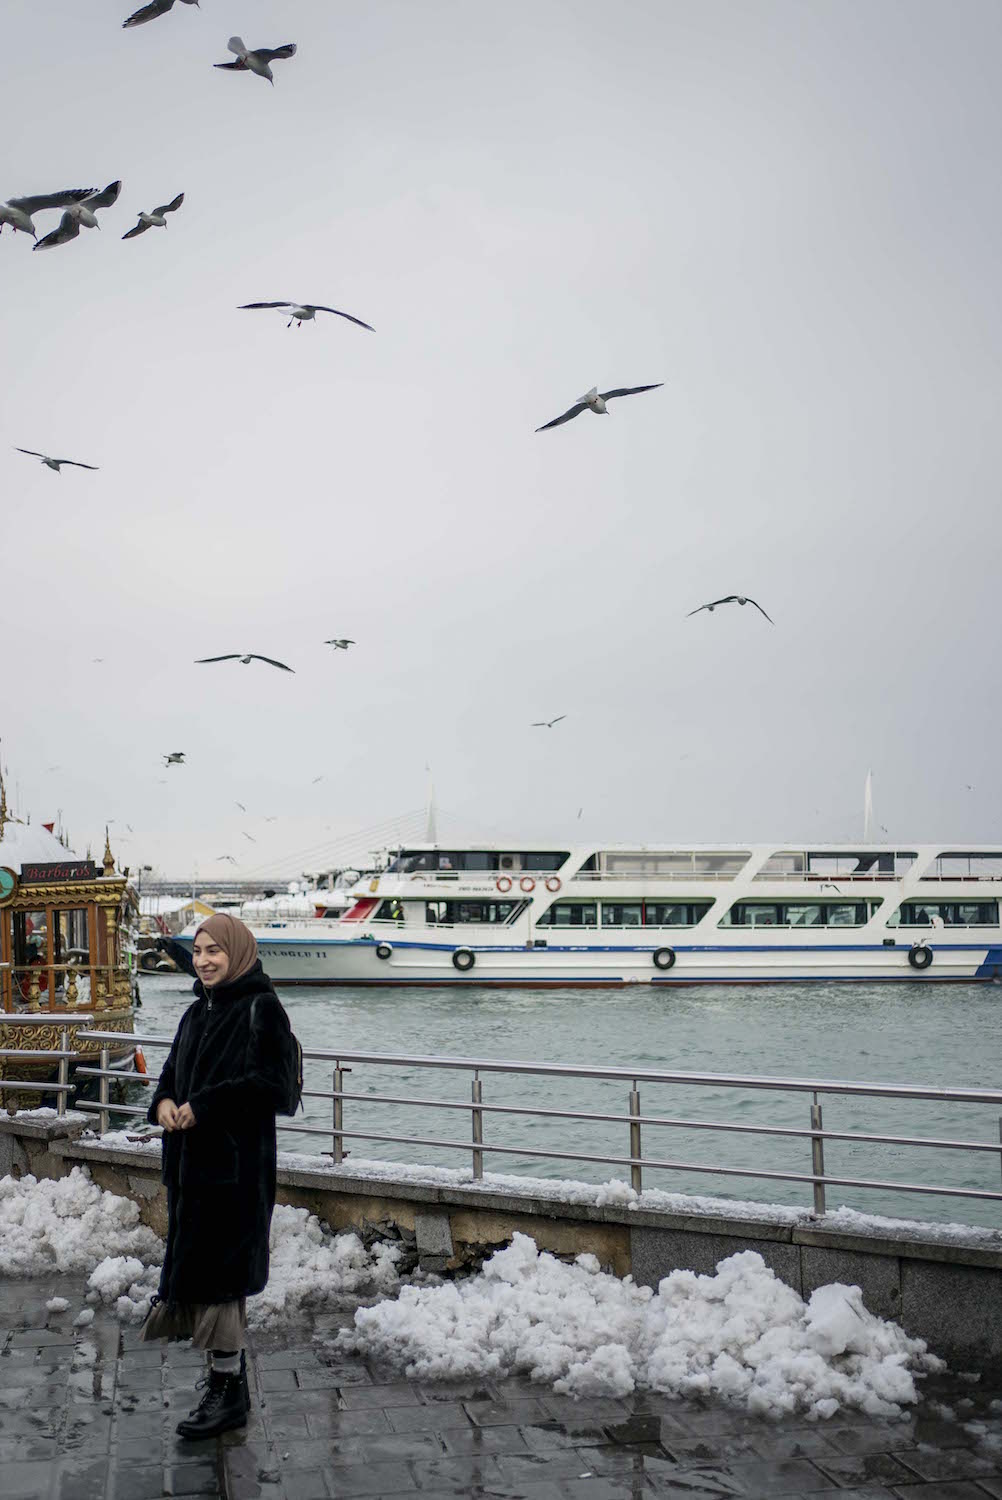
71,1032,1002,1218
1,962,133,1015
0,1015,93,1116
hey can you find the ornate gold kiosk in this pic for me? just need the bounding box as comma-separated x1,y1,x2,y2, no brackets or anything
0,780,136,1108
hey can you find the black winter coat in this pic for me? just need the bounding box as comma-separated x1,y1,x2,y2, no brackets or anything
147,960,292,1307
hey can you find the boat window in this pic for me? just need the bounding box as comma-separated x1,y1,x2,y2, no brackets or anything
922,853,1002,880
425,900,518,924
784,904,823,927
887,901,999,927
536,902,597,927
521,852,568,872
644,902,713,926
756,852,807,877
374,900,406,922
720,901,870,927
601,903,644,926
600,851,750,878
806,851,917,878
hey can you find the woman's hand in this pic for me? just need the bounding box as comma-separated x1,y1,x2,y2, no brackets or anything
156,1098,180,1131
175,1102,197,1130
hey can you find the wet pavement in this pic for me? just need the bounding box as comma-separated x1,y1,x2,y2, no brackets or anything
2,1275,1002,1499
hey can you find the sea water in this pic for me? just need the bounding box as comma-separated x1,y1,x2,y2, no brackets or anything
134,974,1002,1228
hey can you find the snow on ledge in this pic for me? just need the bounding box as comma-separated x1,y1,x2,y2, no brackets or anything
276,1151,1002,1249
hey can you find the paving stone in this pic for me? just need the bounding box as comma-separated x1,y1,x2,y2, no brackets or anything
162,1464,220,1497
498,1447,619,1483
465,1395,553,1426
440,1422,530,1456
1,1460,52,1499
338,1380,422,1408
813,1450,917,1487
890,1485,1001,1500
52,1456,110,1500
893,1446,1001,1481
302,1405,391,1437
313,1458,417,1495
110,1467,170,1500
281,1471,331,1499
409,1452,505,1490
606,1413,692,1444
385,1401,471,1433
519,1420,611,1452
259,1368,299,1392
717,1455,841,1492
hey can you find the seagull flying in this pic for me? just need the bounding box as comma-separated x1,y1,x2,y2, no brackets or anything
242,831,257,842
122,193,184,239
536,383,663,432
33,182,122,251
532,715,567,729
217,854,237,863
687,595,774,624
196,653,295,672
214,36,297,85
324,638,355,649
124,0,200,28
15,448,98,473
234,801,246,812
239,301,374,331
163,751,186,766
1,188,97,238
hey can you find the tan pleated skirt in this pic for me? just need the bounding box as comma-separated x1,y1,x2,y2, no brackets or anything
142,1297,247,1351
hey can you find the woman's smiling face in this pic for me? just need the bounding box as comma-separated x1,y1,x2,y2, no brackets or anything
193,932,230,987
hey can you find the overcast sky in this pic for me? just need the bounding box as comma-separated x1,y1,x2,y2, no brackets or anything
3,0,1001,878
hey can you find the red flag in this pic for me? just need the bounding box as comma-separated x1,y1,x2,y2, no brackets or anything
42,822,55,833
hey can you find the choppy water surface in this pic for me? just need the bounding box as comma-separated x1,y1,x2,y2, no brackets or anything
133,975,1002,1228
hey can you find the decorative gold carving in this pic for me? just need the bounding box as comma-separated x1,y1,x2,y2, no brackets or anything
65,965,79,1008
27,969,41,1012
5,878,128,909
102,829,115,878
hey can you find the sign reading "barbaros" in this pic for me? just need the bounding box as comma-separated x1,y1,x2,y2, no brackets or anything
20,861,98,883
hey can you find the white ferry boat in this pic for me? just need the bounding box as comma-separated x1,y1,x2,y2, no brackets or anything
175,842,1002,986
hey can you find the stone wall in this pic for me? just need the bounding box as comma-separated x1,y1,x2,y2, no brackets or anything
3,1114,1000,1370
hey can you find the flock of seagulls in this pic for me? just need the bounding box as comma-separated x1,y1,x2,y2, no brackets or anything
10,8,777,835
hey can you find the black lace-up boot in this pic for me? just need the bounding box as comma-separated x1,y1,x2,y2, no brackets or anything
239,1349,250,1413
176,1371,247,1439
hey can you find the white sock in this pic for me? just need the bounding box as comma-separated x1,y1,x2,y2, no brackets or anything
211,1351,241,1375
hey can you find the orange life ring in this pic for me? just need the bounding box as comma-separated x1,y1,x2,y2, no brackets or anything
545,876,562,893
134,1046,148,1075
519,876,536,893
496,876,513,893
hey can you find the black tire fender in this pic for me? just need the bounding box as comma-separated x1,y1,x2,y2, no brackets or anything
653,947,676,970
908,943,933,970
452,947,475,972
375,942,393,960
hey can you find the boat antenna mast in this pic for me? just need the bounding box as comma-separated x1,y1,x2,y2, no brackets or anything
863,768,874,842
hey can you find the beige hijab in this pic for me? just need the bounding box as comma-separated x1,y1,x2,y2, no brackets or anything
193,913,259,986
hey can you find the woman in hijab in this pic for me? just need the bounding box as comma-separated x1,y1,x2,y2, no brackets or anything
144,913,294,1440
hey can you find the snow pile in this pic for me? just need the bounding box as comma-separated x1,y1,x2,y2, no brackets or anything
45,1296,69,1312
0,1168,162,1275
249,1205,401,1328
339,1233,942,1419
87,1255,161,1323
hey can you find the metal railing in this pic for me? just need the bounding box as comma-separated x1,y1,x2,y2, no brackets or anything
0,1016,93,1117
68,1031,1002,1218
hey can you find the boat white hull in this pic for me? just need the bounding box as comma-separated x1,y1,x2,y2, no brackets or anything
174,932,1002,986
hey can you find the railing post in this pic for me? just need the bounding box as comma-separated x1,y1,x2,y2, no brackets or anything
57,1029,70,1118
810,1094,826,1215
98,1046,110,1136
998,1117,1002,1191
629,1084,642,1194
471,1074,483,1181
332,1065,344,1165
